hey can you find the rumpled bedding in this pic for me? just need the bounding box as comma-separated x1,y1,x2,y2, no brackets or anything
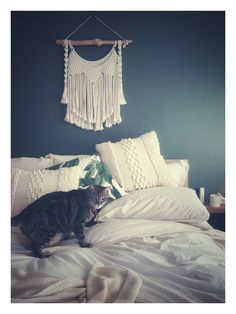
12,262,141,303
11,218,225,303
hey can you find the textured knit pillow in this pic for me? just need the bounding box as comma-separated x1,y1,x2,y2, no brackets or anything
11,165,81,217
11,157,54,170
96,131,176,192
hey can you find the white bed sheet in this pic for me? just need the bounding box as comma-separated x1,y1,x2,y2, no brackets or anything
11,219,225,303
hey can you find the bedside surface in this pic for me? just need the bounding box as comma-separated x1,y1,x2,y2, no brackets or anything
205,204,225,214
205,204,225,231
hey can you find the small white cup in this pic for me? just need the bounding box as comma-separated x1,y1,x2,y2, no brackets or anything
210,194,221,207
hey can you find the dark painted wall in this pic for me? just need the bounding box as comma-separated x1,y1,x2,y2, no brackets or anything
11,11,225,200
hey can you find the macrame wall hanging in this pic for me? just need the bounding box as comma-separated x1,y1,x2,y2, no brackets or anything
56,15,132,131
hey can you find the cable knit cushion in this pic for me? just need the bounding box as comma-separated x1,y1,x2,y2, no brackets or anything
11,157,54,170
11,165,81,217
95,131,176,192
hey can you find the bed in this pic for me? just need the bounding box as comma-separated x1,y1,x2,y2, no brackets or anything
11,131,225,303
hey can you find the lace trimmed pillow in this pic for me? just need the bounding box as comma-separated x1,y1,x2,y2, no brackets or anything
96,131,176,192
11,165,81,217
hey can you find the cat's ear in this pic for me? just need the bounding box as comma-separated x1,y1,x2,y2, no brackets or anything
86,185,95,191
102,186,110,195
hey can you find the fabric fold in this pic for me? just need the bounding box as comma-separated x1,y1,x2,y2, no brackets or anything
11,263,142,303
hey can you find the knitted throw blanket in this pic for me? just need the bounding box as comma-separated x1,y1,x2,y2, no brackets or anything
61,40,127,131
11,263,142,303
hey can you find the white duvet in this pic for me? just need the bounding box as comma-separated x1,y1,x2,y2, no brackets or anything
11,187,225,303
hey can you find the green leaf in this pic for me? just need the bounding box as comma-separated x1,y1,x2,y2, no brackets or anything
111,185,122,199
85,167,97,179
46,158,80,170
94,175,103,186
79,177,97,187
84,160,96,171
64,158,80,168
79,178,87,187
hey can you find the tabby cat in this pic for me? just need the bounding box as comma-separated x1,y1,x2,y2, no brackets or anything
11,186,109,258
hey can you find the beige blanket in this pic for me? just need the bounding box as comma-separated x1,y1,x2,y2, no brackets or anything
11,263,142,303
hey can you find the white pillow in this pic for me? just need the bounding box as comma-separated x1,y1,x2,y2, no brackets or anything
11,165,81,217
165,160,189,187
11,157,54,170
45,153,99,171
99,187,210,222
96,131,176,192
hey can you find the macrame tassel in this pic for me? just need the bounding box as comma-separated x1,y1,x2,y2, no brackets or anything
117,40,127,105
60,40,69,104
65,72,123,130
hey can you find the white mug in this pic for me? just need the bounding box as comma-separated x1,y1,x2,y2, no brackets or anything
210,194,221,207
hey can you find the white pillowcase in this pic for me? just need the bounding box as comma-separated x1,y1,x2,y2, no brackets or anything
11,165,81,217
11,157,54,170
96,131,176,192
45,153,99,171
99,187,210,222
165,160,189,187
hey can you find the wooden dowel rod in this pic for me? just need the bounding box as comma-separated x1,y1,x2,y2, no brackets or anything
56,38,133,46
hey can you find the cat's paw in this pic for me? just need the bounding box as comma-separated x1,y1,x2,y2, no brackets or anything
79,242,93,248
35,251,51,258
42,252,51,258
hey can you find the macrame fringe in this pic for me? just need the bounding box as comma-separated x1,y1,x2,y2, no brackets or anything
61,40,126,131
65,73,122,131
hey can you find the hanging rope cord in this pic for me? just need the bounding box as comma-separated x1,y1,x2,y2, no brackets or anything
65,14,126,40
61,14,127,105
92,15,126,40
65,15,93,39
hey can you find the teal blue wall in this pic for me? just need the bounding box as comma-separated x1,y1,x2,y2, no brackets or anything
11,11,225,200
